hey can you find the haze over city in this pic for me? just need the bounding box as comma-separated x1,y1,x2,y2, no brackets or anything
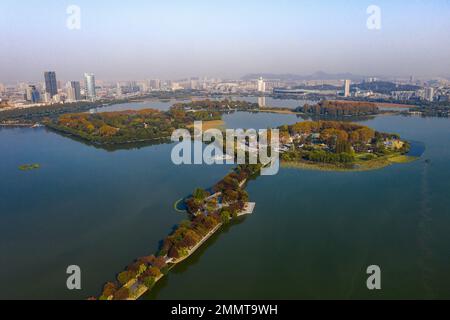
1,0,450,82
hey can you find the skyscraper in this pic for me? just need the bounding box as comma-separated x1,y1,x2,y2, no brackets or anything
44,72,58,97
116,82,122,97
344,80,351,97
425,87,434,102
68,81,82,101
84,73,96,100
150,79,161,90
26,85,40,103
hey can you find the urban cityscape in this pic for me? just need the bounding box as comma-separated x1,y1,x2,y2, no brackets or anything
1,72,449,108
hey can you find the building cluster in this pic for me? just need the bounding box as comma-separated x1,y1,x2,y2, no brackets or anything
1,73,450,110
0,71,99,108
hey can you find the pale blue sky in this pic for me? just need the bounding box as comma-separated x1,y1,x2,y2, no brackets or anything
1,0,450,82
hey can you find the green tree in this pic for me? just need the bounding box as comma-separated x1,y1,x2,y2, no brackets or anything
117,271,134,286
143,276,156,289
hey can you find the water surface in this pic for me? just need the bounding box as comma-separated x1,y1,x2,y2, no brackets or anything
1,111,450,300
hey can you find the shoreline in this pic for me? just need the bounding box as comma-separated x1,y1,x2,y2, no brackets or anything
121,202,254,301
282,154,418,172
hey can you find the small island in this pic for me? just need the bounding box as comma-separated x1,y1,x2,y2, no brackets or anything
277,121,416,171
44,99,258,146
45,108,223,145
18,164,41,171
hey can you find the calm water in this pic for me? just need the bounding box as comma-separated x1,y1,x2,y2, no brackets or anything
89,99,193,113
0,128,230,299
1,110,450,300
90,96,315,113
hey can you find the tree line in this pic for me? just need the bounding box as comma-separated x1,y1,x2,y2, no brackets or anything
297,100,379,117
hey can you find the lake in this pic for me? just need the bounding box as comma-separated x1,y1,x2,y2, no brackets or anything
1,109,450,299
89,96,316,113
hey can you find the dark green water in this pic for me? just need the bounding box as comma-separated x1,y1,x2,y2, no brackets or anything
0,128,230,299
1,113,450,299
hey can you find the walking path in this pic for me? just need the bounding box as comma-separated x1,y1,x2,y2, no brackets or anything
124,202,255,300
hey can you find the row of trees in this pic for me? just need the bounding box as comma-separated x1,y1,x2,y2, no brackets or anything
177,165,261,259
281,148,355,164
306,150,355,164
283,121,376,145
171,99,258,112
297,100,379,117
159,214,221,260
98,255,168,300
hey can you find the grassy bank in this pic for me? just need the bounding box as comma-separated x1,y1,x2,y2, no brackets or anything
282,153,418,172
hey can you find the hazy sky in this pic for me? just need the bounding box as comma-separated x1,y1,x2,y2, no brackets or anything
1,0,450,82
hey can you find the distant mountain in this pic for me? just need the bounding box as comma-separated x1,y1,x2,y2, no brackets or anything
241,71,366,82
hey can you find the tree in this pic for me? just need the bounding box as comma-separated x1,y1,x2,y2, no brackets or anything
137,255,155,266
99,124,118,137
102,282,117,297
117,271,134,286
142,276,156,289
113,287,130,300
147,267,162,278
181,230,201,247
223,189,239,203
356,127,375,143
138,264,147,276
152,256,167,269
221,210,231,224
193,188,209,201
168,246,180,259
336,139,352,154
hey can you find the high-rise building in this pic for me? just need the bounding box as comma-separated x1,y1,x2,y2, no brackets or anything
190,78,199,90
68,81,82,101
344,80,351,97
257,77,266,93
425,87,434,102
116,82,122,97
44,71,58,97
26,85,40,103
84,73,96,100
139,80,150,93
150,79,161,90
42,92,51,103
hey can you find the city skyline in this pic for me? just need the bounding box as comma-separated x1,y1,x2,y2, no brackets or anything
1,0,450,82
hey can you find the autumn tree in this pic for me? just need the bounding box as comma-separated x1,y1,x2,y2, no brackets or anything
117,271,134,286
113,287,130,300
